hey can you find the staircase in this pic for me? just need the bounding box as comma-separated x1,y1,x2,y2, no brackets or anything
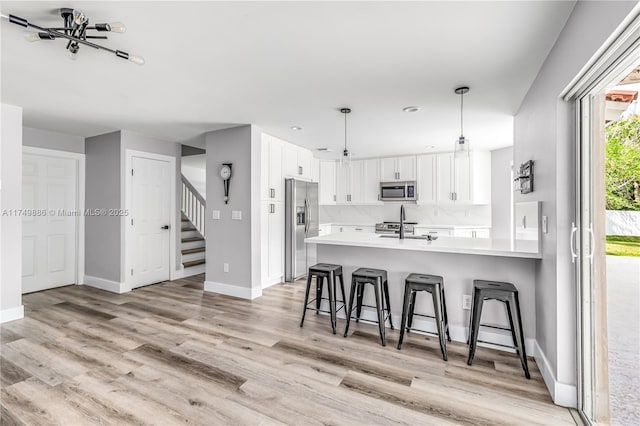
181,174,206,277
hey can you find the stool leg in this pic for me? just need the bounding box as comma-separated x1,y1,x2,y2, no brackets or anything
315,276,324,314
355,281,364,323
343,276,357,338
338,273,347,307
510,293,531,379
505,300,518,354
383,280,394,330
373,279,386,346
467,292,483,366
300,274,313,327
431,286,448,361
440,283,451,342
407,290,417,332
397,283,412,349
328,273,337,334
466,289,474,345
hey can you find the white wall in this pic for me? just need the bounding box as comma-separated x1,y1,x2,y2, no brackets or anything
1,104,24,322
23,126,85,154
205,125,262,299
513,0,637,407
491,147,514,240
181,154,206,199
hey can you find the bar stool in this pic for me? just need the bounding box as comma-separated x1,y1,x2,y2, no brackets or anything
343,268,393,346
467,280,530,379
397,273,450,361
300,263,347,334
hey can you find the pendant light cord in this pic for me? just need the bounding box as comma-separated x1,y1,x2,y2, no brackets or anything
344,110,348,153
460,91,464,138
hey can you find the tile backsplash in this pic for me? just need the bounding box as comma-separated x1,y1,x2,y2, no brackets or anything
319,204,491,226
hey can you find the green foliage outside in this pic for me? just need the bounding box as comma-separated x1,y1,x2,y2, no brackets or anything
606,115,640,211
606,235,640,257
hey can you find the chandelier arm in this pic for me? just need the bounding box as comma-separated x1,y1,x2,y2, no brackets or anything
30,23,117,53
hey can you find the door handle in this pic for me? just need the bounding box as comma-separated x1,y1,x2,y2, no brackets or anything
161,225,170,230
570,222,578,263
587,223,595,263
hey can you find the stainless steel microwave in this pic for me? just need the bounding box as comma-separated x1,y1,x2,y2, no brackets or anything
380,181,417,202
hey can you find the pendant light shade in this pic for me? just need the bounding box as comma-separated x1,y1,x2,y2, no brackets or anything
454,86,470,157
339,107,352,167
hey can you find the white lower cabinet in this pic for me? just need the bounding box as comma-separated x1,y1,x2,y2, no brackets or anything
331,225,375,233
414,227,452,237
261,201,284,286
453,228,491,238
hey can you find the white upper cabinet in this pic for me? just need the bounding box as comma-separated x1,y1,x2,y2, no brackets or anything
336,160,363,204
311,158,320,183
435,151,490,205
319,161,337,205
362,158,382,204
283,143,313,180
417,154,437,204
261,134,284,202
380,156,416,181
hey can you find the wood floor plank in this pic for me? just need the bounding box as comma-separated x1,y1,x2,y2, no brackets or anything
0,274,573,425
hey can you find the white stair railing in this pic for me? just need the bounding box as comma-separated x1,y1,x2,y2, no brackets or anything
181,174,206,237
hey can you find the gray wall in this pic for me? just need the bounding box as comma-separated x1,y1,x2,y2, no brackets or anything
1,104,23,315
23,126,85,154
513,0,636,399
491,147,514,240
85,131,122,282
205,125,261,291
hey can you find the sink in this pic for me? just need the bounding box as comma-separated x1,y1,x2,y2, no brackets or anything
379,234,438,241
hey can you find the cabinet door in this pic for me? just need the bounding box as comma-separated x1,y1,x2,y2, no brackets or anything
297,148,313,179
397,156,416,181
261,136,271,201
311,158,320,183
454,155,472,203
417,155,437,204
349,161,364,204
268,202,284,282
335,162,350,204
260,202,270,284
270,138,284,201
379,157,397,181
437,153,455,203
362,159,381,204
283,144,299,177
319,161,336,205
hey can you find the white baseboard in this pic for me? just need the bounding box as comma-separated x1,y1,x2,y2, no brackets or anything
171,267,185,280
204,281,262,300
83,275,128,294
0,305,24,323
534,341,577,408
262,276,283,289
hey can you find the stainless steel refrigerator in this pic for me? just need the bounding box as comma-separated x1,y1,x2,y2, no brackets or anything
285,179,319,282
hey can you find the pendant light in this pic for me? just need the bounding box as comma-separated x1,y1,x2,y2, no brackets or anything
454,86,470,157
340,107,352,167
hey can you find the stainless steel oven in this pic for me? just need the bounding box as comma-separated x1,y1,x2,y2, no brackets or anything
380,181,417,202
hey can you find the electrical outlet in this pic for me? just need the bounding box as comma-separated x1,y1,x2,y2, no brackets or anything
232,210,242,220
462,295,472,310
223,263,229,273
212,210,220,220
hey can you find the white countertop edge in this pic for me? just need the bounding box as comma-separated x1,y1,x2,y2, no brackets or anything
320,222,491,229
306,235,541,259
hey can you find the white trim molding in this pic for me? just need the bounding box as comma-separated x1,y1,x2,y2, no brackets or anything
83,275,130,294
204,281,262,300
0,305,24,323
534,340,578,408
22,146,86,287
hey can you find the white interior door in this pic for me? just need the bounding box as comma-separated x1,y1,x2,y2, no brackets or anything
130,156,171,288
22,154,77,293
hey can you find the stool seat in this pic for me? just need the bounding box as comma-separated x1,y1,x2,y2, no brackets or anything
405,273,443,285
467,279,530,379
353,268,387,281
310,263,343,274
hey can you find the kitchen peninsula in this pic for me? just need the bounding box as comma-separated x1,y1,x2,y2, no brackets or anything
305,232,541,352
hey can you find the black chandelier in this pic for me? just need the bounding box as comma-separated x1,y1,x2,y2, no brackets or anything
1,8,144,65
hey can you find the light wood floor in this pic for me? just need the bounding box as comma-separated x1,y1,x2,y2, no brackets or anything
1,275,577,425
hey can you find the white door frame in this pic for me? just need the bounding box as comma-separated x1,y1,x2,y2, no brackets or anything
22,146,85,286
124,149,177,289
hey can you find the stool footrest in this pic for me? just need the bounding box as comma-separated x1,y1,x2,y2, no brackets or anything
306,306,346,315
477,323,512,332
475,339,517,350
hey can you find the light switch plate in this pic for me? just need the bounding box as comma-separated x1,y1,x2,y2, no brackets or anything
542,215,548,233
212,210,220,220
223,263,229,273
232,210,242,220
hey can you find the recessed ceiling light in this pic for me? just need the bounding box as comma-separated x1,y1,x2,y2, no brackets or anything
316,147,333,152
290,126,302,131
403,106,420,113
425,145,435,149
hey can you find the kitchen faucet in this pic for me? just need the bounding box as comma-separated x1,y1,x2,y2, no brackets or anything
399,204,406,239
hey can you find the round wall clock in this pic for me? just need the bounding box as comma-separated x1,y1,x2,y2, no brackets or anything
220,163,232,204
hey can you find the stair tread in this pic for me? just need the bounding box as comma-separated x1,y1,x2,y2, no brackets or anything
183,259,206,268
182,247,205,255
181,227,197,232
182,236,204,243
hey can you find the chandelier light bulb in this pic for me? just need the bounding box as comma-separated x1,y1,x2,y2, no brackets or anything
68,50,78,60
128,54,145,65
108,22,126,33
72,9,88,25
23,30,41,42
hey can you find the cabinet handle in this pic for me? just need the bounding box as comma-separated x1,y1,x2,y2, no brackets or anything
355,228,363,231
333,194,336,202
298,166,303,175
270,204,275,214
270,188,275,198
472,231,476,238
378,194,381,201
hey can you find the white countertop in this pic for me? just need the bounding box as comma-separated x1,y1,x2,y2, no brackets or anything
306,232,541,259
320,222,491,229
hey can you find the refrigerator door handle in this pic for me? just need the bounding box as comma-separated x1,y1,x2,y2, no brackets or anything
304,198,310,235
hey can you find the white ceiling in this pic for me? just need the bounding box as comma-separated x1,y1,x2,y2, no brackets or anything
1,1,576,158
